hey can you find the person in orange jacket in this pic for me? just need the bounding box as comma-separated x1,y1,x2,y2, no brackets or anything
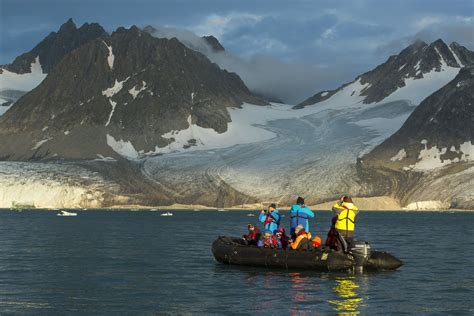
290,224,314,250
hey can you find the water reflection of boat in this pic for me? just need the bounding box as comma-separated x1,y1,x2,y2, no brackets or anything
328,277,364,313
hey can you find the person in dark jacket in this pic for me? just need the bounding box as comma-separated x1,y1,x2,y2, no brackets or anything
242,224,261,246
289,197,314,238
275,227,290,249
325,216,339,250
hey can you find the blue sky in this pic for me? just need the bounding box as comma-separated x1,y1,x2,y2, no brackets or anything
1,0,473,101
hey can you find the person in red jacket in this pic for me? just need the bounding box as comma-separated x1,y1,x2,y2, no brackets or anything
325,216,339,250
242,224,261,246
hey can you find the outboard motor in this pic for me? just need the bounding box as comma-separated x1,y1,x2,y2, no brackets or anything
350,241,371,272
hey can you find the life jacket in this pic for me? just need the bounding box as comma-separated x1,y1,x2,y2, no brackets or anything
335,203,356,232
263,235,278,248
263,211,280,228
290,205,310,230
312,236,322,247
291,231,312,250
247,228,260,240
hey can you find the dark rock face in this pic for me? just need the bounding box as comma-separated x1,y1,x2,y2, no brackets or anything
0,25,266,161
202,35,225,52
297,39,474,108
2,18,107,74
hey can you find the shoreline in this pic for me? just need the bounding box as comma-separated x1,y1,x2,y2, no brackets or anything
3,195,472,211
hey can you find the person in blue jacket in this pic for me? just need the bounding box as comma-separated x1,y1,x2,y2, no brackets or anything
289,197,314,239
258,203,280,233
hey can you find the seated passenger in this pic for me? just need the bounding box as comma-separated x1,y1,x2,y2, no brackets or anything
290,224,314,250
242,224,261,246
275,227,290,249
258,230,281,248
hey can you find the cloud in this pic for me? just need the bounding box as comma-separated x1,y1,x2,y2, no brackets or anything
147,25,352,104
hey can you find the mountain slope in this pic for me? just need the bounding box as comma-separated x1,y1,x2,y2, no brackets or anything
0,25,266,161
0,19,107,111
297,39,474,108
359,66,474,209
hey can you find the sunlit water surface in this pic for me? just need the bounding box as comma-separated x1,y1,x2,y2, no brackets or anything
0,210,473,314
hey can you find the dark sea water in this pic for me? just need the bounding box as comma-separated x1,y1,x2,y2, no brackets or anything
0,209,473,315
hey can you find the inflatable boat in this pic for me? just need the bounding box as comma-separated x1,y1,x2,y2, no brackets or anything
212,236,402,272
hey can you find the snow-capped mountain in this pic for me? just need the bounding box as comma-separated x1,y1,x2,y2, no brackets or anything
359,65,474,209
0,19,107,111
0,24,265,161
0,23,472,209
297,39,473,108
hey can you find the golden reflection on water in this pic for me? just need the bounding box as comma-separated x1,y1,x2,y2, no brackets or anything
328,277,364,315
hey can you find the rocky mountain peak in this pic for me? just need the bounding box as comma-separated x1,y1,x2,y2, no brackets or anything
2,19,108,74
202,35,225,52
58,18,77,33
0,24,266,161
297,39,473,107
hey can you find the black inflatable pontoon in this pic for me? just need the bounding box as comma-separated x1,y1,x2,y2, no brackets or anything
212,236,402,272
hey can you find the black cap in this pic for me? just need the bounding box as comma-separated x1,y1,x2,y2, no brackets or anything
296,196,305,205
269,203,276,209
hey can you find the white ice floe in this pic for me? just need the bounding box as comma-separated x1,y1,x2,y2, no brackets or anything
0,56,47,91
390,148,407,161
128,81,147,99
64,130,70,135
103,41,115,70
321,91,328,97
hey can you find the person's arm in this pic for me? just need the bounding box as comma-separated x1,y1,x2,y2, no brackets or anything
271,210,280,222
304,207,314,218
258,211,266,223
332,202,343,215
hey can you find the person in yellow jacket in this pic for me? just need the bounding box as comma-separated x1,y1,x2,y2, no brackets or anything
332,195,359,249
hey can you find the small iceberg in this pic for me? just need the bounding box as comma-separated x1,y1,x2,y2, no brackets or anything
193,209,200,212
246,213,255,217
161,212,173,217
150,208,159,212
217,209,228,212
57,210,77,217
